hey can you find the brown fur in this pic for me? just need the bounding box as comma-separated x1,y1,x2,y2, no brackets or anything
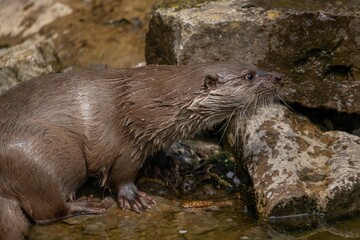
0,62,283,239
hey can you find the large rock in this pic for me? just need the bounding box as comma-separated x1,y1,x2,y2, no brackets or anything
0,40,60,94
226,105,360,229
145,0,360,113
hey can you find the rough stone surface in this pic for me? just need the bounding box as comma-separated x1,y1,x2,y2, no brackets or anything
146,0,271,65
0,39,60,94
227,105,360,225
145,0,360,113
0,0,72,39
0,67,18,94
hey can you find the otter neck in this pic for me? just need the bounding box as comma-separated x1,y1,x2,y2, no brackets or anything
132,102,230,160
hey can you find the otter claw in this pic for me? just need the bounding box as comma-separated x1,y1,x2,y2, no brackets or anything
131,202,140,213
117,183,155,212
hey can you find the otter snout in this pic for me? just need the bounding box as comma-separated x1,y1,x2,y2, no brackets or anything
272,73,284,83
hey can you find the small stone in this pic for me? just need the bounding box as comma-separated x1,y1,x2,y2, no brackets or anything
226,171,235,179
233,177,240,185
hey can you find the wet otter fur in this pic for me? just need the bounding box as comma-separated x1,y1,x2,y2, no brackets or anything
0,62,283,239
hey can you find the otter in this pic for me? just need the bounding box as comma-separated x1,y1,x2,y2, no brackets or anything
0,62,283,239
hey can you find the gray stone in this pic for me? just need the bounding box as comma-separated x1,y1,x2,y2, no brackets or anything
0,39,60,94
227,105,360,226
0,67,18,94
145,0,360,113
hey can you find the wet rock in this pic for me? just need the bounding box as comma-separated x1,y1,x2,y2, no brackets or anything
227,104,360,229
0,40,60,94
168,140,204,170
146,0,360,113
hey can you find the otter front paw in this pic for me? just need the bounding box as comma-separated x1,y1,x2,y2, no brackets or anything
117,183,155,213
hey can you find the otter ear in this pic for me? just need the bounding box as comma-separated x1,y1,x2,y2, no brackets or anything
202,74,219,90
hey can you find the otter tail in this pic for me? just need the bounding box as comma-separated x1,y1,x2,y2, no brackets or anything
0,196,29,240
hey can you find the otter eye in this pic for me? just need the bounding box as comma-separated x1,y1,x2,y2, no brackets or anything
246,73,254,81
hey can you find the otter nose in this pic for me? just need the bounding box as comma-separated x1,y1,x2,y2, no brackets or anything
273,74,284,83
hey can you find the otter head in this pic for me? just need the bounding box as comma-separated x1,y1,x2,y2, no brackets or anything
188,63,284,122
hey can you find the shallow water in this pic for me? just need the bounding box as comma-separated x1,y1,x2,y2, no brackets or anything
28,195,360,240
28,196,268,239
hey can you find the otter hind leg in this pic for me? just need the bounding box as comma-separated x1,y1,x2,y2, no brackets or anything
67,196,113,215
34,197,113,225
0,197,30,240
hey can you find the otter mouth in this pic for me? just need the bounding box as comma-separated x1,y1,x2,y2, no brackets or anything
233,74,283,118
251,86,283,114
255,85,282,104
